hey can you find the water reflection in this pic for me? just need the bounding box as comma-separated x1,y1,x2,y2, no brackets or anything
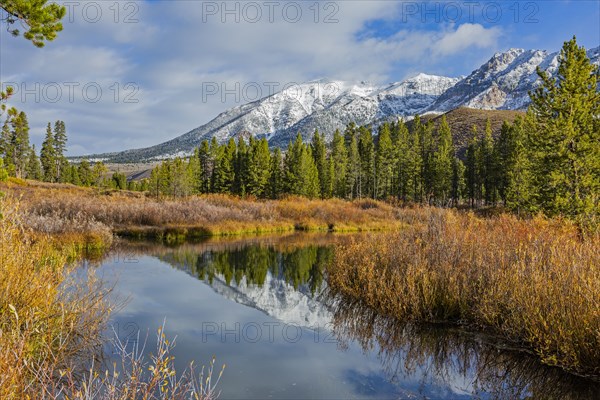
325,293,600,400
100,234,599,399
120,233,335,292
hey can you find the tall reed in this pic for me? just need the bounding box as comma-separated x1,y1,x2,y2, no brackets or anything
327,208,600,377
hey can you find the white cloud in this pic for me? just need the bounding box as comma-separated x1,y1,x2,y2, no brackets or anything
433,23,502,56
0,1,504,155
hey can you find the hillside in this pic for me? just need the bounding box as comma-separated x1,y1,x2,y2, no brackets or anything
419,108,524,158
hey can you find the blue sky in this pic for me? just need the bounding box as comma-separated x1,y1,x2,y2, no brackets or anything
0,0,598,155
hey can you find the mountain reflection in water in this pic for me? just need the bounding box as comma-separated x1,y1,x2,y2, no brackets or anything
105,233,599,399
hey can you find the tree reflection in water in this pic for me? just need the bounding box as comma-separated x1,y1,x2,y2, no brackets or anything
113,234,599,399
325,293,600,400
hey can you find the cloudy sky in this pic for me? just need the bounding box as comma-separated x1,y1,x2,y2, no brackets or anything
1,0,598,155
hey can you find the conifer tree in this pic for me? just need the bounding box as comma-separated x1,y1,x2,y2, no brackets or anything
197,140,213,193
300,146,320,199
480,119,498,205
91,161,108,187
0,0,66,47
311,130,328,198
393,120,411,201
268,147,283,199
7,110,31,178
247,137,271,197
148,167,161,199
431,115,454,205
283,134,305,195
375,123,394,199
451,157,466,206
187,151,202,194
357,126,374,198
77,159,92,186
70,164,81,186
112,171,127,190
0,120,11,168
41,123,57,182
212,139,236,193
345,134,360,199
528,36,599,225
53,120,67,181
504,116,535,214
234,137,249,196
330,129,347,198
406,117,423,202
26,145,42,180
464,125,480,207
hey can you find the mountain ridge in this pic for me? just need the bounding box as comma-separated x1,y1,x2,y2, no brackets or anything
81,45,599,163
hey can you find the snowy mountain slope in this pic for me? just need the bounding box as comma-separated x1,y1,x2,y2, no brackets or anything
84,45,599,163
207,272,332,329
429,47,600,111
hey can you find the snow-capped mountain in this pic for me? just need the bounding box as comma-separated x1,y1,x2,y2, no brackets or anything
207,272,332,329
430,47,600,111
87,45,599,163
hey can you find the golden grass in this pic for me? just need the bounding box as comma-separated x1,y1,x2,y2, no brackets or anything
2,181,405,239
327,208,600,377
0,194,112,398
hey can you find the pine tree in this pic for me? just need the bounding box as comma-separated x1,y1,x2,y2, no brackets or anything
283,134,304,195
451,157,466,206
375,123,395,199
197,140,213,193
187,151,202,195
70,164,81,186
311,130,328,198
41,123,57,181
247,137,271,197
504,116,535,214
357,126,375,198
431,115,454,205
330,129,347,198
480,119,498,205
212,139,236,193
496,121,513,203
464,125,480,207
148,167,162,199
268,147,283,199
77,159,92,186
300,146,320,199
407,118,423,202
528,36,599,226
112,171,127,190
26,145,42,180
234,136,249,196
8,110,31,178
393,120,411,201
0,120,12,170
283,133,319,198
419,120,435,203
345,134,360,199
91,161,108,187
53,120,67,181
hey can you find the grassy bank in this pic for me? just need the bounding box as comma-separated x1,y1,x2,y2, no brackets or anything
327,208,600,378
0,193,224,398
0,194,111,398
3,180,406,241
